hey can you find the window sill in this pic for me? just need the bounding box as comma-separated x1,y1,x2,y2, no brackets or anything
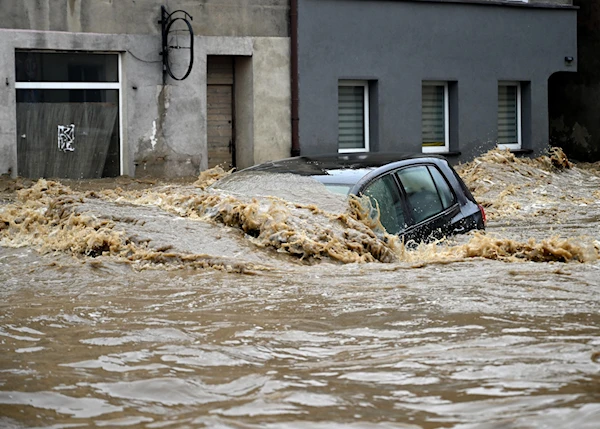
509,148,534,155
444,151,462,157
422,151,462,157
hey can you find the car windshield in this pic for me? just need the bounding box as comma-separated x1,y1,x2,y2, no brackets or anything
212,171,350,213
323,183,352,196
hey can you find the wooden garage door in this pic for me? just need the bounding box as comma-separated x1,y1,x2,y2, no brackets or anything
207,56,234,169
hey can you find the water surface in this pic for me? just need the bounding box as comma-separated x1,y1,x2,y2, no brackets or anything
1,150,599,428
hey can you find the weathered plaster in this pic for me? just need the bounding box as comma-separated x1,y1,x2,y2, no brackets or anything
0,29,291,178
3,0,289,37
252,37,292,166
0,1,291,177
235,56,255,169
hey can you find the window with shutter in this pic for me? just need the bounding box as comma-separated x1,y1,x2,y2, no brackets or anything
338,81,369,153
422,82,449,153
498,82,521,149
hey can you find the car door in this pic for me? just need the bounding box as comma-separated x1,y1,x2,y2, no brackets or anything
395,164,461,242
361,173,407,235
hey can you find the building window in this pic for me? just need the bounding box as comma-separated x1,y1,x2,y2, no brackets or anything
498,82,521,150
422,82,449,153
15,51,122,179
338,80,369,153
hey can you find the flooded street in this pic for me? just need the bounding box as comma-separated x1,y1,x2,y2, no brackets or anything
1,150,599,428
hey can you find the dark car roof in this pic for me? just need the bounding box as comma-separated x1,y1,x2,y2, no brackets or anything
243,153,449,188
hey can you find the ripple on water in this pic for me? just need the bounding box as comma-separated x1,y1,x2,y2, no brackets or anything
209,399,303,417
0,391,122,418
79,327,193,346
338,372,440,386
92,374,271,405
396,394,582,426
91,378,227,406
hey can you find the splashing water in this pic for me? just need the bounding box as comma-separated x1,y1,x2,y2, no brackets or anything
1,148,598,267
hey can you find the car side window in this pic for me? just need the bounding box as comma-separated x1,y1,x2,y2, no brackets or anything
396,166,445,225
428,165,456,209
363,174,406,235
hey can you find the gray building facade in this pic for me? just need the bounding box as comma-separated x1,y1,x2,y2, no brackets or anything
0,0,291,178
296,0,577,162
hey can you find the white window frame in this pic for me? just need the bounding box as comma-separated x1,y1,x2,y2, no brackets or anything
15,52,124,175
497,81,522,151
338,80,370,153
422,81,449,154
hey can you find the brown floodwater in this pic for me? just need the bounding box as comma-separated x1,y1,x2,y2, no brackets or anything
1,150,599,428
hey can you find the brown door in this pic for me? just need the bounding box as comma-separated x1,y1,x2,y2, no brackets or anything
207,56,234,169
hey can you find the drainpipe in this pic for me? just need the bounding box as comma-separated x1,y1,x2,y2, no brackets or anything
290,0,300,156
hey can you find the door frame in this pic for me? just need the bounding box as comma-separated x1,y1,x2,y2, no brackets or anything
206,55,236,169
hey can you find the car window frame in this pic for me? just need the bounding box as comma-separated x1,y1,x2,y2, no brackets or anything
426,164,457,210
394,162,460,229
351,158,465,238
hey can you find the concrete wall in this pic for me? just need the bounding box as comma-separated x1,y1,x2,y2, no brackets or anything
2,0,289,37
297,0,577,162
0,30,291,177
0,1,291,177
232,38,292,169
251,38,292,165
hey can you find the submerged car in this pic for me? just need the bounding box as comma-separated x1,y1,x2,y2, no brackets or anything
226,153,485,243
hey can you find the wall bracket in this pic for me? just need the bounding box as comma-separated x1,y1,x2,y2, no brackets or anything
159,5,194,84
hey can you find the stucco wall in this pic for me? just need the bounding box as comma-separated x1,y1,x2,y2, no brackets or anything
233,38,292,169
297,0,577,161
0,30,291,177
0,30,148,177
0,43,18,177
251,38,292,166
2,0,289,37
0,1,291,178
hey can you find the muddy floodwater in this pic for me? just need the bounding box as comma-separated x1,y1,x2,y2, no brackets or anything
1,150,599,428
